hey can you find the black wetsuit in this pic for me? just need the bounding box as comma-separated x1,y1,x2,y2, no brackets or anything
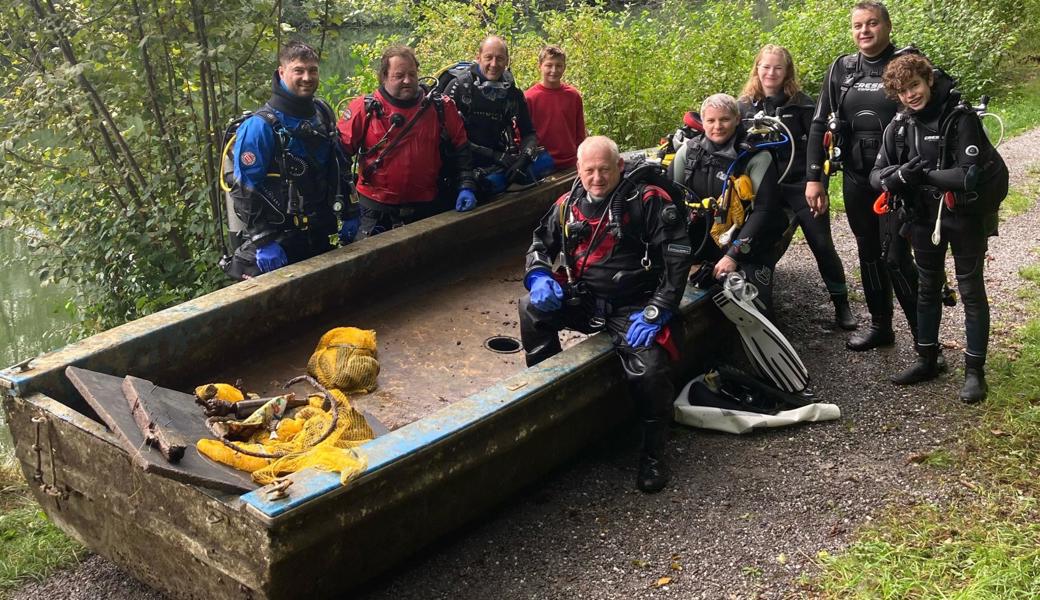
669,128,788,310
740,92,848,302
807,44,918,333
443,64,538,193
870,75,1008,367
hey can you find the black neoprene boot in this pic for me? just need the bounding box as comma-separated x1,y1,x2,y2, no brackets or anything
832,295,858,331
960,354,988,404
891,344,942,385
846,316,895,351
636,419,670,493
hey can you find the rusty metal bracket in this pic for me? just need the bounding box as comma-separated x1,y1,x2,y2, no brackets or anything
30,415,68,500
262,477,293,501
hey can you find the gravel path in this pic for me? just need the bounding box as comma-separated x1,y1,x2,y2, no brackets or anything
14,128,1040,600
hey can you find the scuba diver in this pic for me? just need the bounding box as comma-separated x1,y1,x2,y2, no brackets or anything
519,136,694,493
805,1,923,351
337,45,477,239
440,36,554,197
738,44,856,330
223,41,352,280
870,53,1008,403
669,93,789,312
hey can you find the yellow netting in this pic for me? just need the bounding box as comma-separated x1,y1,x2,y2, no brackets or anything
196,327,382,487
197,388,374,485
306,327,380,394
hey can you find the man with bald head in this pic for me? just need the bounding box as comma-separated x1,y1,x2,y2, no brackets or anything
519,136,694,493
441,35,551,197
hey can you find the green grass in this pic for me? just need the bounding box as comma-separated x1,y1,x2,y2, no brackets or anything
806,262,1040,599
1002,187,1036,218
0,458,85,595
991,70,1040,139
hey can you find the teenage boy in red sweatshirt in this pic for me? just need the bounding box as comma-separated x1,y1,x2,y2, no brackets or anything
524,45,587,170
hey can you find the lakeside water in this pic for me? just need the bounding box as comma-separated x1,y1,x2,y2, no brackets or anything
0,226,75,454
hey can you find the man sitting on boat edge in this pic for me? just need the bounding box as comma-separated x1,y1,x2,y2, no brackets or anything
338,45,477,239
224,41,351,280
518,136,694,493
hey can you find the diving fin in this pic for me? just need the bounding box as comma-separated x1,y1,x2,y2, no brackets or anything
712,274,809,393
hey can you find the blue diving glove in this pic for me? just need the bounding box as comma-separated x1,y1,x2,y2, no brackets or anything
255,242,288,273
455,189,477,212
339,216,360,245
625,308,673,348
525,270,564,312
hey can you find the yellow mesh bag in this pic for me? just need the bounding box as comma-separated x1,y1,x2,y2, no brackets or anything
250,390,372,485
197,439,271,472
199,386,374,485
307,327,380,394
199,328,380,487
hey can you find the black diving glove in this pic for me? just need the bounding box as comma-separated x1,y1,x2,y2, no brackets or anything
504,153,533,183
494,152,518,169
882,156,924,193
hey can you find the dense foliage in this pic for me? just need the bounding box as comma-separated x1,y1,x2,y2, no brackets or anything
0,0,1036,331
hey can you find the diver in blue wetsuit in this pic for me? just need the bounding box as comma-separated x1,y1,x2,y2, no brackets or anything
225,40,352,280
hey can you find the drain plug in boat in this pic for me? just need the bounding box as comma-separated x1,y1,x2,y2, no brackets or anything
483,335,521,354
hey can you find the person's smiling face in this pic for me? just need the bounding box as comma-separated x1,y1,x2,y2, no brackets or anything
851,7,892,58
756,51,788,96
278,59,319,98
897,74,932,112
702,105,738,146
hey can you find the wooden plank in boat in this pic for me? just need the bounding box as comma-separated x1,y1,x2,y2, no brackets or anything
65,366,256,493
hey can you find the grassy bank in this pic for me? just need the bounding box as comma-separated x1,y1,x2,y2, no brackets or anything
808,262,1040,599
0,458,85,595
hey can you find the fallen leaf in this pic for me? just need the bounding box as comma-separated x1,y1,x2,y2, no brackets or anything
906,452,929,464
670,560,683,571
654,576,672,587
990,429,1009,437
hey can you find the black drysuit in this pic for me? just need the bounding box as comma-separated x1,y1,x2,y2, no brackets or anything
807,44,918,332
519,174,694,433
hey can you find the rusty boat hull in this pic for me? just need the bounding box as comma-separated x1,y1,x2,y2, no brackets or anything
1,172,720,599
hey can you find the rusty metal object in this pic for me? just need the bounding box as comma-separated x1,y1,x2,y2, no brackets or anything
211,375,339,460
262,477,293,501
29,415,66,499
197,393,307,419
124,379,188,462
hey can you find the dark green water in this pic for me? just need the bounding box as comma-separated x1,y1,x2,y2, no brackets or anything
0,226,75,453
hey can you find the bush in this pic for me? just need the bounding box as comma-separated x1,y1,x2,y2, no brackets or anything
322,0,1033,148
1,0,1035,332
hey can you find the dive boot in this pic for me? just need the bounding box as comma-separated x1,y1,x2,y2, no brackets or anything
960,354,988,404
833,296,858,331
846,316,895,351
891,344,941,385
636,419,670,493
